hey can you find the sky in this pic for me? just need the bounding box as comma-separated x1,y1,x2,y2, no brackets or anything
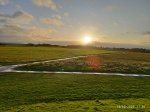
0,0,150,48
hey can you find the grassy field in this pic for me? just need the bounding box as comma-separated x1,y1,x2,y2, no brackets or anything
16,52,150,75
0,73,150,111
0,46,113,65
3,99,149,112
1,46,150,111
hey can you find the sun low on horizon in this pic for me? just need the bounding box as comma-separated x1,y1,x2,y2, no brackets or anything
83,36,92,44
0,0,150,48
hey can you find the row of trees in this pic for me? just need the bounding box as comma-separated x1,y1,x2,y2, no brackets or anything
0,43,150,53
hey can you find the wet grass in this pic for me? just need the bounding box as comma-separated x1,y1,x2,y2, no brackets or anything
0,73,150,111
0,46,113,65
17,52,150,75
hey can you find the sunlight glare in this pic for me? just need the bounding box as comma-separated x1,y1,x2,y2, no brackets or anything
83,36,91,43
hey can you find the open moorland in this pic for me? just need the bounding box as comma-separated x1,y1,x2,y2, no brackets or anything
0,45,150,112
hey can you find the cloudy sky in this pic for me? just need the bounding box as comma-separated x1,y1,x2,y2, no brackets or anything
0,0,150,48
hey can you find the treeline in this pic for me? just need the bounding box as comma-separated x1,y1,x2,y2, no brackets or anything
109,48,150,53
0,43,150,53
26,44,96,48
15,44,150,53
26,43,60,47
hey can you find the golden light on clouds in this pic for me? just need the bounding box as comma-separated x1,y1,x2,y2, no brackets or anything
32,0,57,11
0,0,150,48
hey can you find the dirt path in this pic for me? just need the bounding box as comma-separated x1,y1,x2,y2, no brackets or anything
0,55,150,77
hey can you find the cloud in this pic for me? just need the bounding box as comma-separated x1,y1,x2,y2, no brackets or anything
0,0,9,5
0,11,35,24
26,27,57,38
53,14,61,19
141,42,150,45
105,5,116,12
0,24,23,35
41,18,63,26
0,24,57,42
32,0,57,11
64,13,69,17
143,31,150,37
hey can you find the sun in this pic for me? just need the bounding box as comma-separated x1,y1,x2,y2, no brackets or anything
83,36,91,43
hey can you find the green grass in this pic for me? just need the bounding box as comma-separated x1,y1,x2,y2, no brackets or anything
3,99,150,112
0,73,150,111
1,46,150,111
0,46,113,65
17,52,150,74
